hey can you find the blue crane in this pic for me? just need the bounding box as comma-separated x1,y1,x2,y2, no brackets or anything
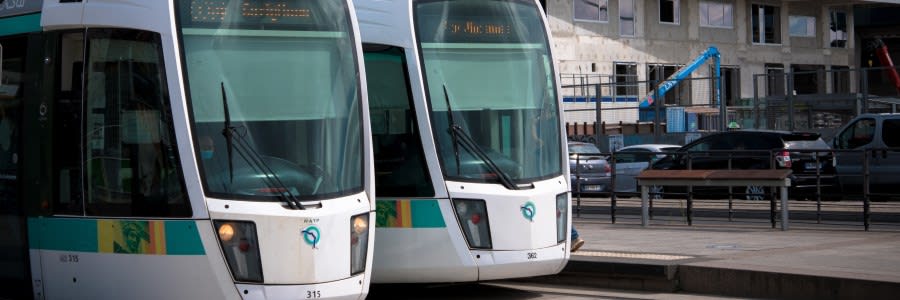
640,46,721,108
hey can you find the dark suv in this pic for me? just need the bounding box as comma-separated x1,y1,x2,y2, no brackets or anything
650,130,835,200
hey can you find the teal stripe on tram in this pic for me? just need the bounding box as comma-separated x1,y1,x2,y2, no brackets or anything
409,200,446,228
28,218,99,252
0,13,41,36
375,199,446,228
27,218,206,255
164,220,206,255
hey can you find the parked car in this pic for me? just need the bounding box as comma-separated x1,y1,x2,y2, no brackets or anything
611,144,680,194
650,130,835,200
831,113,900,196
568,142,611,195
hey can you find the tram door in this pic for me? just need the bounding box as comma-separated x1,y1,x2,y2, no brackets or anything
0,35,29,299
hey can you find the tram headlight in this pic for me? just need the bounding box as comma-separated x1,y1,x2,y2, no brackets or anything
452,199,492,249
556,193,568,244
218,223,235,242
350,213,370,275
213,220,263,283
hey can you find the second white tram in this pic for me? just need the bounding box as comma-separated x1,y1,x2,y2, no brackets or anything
356,0,570,282
0,1,374,299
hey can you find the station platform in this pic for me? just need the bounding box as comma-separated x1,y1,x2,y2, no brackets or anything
523,219,900,299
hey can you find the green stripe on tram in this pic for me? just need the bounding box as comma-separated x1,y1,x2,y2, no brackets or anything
28,218,206,255
0,13,41,36
375,199,446,228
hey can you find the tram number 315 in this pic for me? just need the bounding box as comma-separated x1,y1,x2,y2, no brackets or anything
306,290,321,299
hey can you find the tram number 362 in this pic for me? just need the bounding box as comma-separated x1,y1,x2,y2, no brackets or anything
527,252,537,260
306,290,321,299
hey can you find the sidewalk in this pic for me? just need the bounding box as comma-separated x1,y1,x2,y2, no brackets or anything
526,219,900,299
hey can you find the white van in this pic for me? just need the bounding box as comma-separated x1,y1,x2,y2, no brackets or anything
831,113,900,195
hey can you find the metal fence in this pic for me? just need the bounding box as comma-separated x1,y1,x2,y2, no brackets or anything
570,148,900,231
560,74,725,150
561,66,900,147
751,66,900,139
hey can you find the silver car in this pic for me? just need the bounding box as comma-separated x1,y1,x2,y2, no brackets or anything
832,113,900,196
611,144,680,194
568,142,611,195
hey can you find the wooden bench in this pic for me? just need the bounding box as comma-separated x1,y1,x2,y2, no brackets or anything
636,169,793,230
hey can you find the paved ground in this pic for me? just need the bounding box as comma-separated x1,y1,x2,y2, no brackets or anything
554,218,900,299
574,220,900,281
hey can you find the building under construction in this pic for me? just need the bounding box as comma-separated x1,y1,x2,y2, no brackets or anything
541,0,900,140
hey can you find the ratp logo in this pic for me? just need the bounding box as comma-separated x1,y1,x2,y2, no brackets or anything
520,201,536,222
302,226,321,249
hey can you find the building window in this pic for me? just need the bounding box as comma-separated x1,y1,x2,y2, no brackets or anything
620,0,635,36
647,64,690,106
660,0,679,24
614,62,638,97
791,64,826,95
574,0,609,22
700,0,733,28
713,66,741,106
831,65,850,94
788,15,815,37
829,10,847,48
765,64,785,97
752,4,781,44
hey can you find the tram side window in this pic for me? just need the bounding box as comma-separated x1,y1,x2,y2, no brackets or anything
0,37,25,196
363,46,434,197
82,29,189,217
52,32,85,215
51,29,189,217
0,35,27,293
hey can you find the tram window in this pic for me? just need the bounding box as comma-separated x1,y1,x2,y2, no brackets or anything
363,45,434,197
0,35,27,294
52,32,85,215
81,29,189,217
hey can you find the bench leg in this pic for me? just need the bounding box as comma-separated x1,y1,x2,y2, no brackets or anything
781,186,789,231
641,185,649,227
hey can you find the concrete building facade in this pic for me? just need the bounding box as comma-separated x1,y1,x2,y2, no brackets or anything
544,0,891,124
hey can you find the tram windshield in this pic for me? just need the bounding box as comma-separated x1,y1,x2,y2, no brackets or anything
177,0,363,201
415,0,562,184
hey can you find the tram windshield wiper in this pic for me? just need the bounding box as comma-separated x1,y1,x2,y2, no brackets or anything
441,84,519,190
442,84,462,177
220,82,305,209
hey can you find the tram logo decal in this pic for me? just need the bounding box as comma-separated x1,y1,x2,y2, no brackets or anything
302,226,321,249
520,201,536,222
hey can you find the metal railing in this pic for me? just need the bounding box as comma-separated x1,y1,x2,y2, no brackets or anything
570,148,900,231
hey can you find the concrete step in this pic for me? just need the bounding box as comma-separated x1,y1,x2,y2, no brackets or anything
678,263,899,300
516,251,690,292
520,251,900,300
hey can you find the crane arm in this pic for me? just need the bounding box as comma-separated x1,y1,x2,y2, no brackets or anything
872,39,900,93
640,46,721,108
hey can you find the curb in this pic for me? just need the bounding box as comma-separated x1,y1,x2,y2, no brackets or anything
518,253,900,300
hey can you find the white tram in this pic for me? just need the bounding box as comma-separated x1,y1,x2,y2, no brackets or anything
356,0,571,282
0,1,374,299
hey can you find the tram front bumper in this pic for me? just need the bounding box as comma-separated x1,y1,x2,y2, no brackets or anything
471,243,569,281
235,273,368,300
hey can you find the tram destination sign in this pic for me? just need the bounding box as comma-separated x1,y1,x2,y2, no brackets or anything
188,0,313,25
419,16,544,44
0,0,41,18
